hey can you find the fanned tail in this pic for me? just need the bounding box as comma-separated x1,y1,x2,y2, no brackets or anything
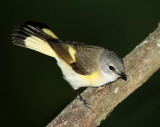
12,21,58,58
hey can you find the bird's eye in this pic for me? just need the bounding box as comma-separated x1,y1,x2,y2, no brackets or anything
109,66,114,71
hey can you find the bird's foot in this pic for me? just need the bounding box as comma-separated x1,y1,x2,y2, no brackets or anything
78,96,94,113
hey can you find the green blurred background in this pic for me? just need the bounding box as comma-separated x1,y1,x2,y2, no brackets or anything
1,0,160,127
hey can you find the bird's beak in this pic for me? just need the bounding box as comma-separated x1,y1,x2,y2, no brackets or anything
119,72,127,80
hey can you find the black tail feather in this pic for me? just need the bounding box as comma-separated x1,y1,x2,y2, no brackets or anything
12,21,54,47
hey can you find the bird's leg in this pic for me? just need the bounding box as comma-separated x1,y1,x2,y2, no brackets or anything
105,83,112,92
75,89,94,112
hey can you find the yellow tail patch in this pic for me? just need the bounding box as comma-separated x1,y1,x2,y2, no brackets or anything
24,35,58,58
42,28,58,39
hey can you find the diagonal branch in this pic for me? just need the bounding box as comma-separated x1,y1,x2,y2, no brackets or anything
46,24,160,127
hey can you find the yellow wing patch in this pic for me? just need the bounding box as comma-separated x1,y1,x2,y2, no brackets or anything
42,28,59,39
42,28,76,63
68,46,76,62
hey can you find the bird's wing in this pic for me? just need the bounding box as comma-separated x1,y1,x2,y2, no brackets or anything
12,21,93,75
74,45,105,74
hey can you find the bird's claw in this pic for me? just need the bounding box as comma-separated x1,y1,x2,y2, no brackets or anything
78,97,94,113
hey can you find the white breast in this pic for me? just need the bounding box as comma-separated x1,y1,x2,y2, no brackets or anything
57,59,118,90
57,59,91,89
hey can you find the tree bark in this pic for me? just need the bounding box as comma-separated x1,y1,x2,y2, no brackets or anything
46,25,160,127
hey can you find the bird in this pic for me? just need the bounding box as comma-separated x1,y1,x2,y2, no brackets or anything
12,21,127,111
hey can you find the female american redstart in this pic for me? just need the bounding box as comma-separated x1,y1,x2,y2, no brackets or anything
12,21,126,111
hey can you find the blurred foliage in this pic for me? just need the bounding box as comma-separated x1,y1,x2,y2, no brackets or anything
0,0,160,127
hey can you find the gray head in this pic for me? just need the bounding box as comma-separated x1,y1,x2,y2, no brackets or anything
99,49,126,83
